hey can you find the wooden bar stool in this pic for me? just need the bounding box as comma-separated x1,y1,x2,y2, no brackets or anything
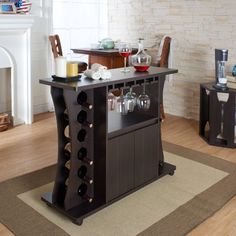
49,35,87,73
156,36,172,121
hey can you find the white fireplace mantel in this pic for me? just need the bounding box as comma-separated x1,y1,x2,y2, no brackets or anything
0,15,34,125
0,15,34,30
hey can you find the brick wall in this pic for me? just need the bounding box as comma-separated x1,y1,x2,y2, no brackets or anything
108,0,236,120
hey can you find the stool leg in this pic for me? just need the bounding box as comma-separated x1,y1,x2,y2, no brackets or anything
160,104,166,121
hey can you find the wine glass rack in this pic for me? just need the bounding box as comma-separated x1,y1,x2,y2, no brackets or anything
40,66,178,225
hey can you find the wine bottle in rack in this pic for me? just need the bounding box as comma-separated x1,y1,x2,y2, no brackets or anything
77,110,93,128
65,178,69,187
65,160,71,170
77,129,87,142
78,147,93,165
77,91,93,110
64,143,71,160
77,183,93,203
63,109,69,121
64,125,70,139
78,165,93,184
62,165,70,181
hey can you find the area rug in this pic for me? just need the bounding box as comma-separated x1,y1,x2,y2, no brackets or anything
1,142,236,236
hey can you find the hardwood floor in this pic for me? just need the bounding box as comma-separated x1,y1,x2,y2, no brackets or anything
0,112,236,235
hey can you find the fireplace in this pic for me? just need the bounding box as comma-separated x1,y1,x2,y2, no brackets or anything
0,15,34,125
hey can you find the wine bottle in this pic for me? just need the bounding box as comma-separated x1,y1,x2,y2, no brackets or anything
62,166,70,192
77,110,93,128
64,142,71,151
65,160,71,170
78,165,93,184
77,183,93,203
64,125,70,138
62,166,70,180
63,110,69,121
78,147,93,165
65,178,69,186
64,143,71,160
63,178,69,193
77,129,87,142
77,91,93,110
64,149,70,160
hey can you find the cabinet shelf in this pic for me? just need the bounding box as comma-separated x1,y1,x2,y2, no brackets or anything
108,111,158,139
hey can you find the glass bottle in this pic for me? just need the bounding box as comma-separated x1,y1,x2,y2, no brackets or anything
131,38,151,72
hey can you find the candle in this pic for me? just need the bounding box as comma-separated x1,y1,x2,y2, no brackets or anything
67,62,78,77
55,56,67,77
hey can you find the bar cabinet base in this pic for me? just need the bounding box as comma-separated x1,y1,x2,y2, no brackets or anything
41,162,176,225
39,67,178,225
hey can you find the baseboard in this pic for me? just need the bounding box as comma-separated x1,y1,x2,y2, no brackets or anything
33,103,54,115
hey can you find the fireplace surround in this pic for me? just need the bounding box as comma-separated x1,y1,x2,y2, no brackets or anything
0,15,34,125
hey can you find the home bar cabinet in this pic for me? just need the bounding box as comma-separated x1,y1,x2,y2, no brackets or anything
39,66,178,225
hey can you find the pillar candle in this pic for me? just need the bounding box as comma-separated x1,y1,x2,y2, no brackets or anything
67,62,78,77
55,56,67,77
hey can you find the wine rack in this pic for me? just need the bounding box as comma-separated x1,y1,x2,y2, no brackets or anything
40,66,178,225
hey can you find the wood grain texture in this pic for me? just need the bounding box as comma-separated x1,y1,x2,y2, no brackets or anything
0,224,14,236
89,55,124,69
107,132,135,201
1,112,236,235
134,124,159,187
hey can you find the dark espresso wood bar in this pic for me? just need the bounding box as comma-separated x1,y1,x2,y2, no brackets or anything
39,66,178,225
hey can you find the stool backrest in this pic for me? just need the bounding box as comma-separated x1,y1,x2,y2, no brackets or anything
159,36,171,68
49,34,63,58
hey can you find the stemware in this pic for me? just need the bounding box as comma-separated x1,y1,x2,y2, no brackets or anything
119,43,132,73
108,92,116,111
116,89,128,115
125,87,137,112
137,82,151,110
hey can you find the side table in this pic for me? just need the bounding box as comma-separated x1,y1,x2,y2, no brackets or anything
199,83,236,148
71,48,137,69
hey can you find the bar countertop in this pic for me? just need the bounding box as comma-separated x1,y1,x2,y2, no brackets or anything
39,66,178,91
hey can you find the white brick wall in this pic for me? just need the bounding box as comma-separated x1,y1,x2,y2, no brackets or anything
108,0,236,120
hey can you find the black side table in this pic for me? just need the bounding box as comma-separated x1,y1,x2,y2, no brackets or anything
199,83,236,148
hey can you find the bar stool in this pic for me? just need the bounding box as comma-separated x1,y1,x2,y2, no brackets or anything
158,36,171,120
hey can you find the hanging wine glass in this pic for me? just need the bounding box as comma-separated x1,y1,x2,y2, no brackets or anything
116,89,128,115
119,43,132,73
125,87,137,112
108,92,116,111
137,81,150,110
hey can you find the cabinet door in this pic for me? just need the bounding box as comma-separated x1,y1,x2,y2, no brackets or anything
134,124,159,187
107,133,134,202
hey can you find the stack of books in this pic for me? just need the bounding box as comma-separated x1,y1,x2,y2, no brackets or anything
227,75,236,89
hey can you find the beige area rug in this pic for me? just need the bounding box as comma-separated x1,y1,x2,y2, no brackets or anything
1,142,236,236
